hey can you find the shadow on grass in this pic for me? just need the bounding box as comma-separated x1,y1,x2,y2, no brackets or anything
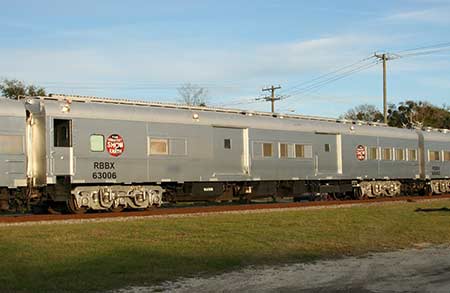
1,247,320,293
415,207,450,213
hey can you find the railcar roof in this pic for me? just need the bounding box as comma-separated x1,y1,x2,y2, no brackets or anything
18,94,450,139
0,97,25,117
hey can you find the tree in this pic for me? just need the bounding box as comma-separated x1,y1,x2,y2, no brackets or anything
340,104,383,122
0,79,46,99
177,83,208,106
388,100,450,129
342,100,450,129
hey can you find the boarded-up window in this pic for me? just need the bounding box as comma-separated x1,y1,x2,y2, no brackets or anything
253,142,262,157
170,138,187,156
429,150,440,161
368,147,378,160
0,135,23,154
287,144,295,158
90,135,104,152
263,143,273,157
395,148,405,161
279,143,288,158
408,149,417,161
383,148,392,160
444,151,450,161
150,138,169,155
304,145,313,159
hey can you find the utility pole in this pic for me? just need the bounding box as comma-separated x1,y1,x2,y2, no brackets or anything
261,85,282,113
374,53,393,124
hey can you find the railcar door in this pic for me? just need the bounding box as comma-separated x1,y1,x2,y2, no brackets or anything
314,133,342,175
51,119,73,176
212,127,248,175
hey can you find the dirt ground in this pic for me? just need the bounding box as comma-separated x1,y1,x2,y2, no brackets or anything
115,244,450,293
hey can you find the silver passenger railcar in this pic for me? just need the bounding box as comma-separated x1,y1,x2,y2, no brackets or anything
0,98,27,210
1,94,450,213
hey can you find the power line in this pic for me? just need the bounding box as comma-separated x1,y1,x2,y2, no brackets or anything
284,60,380,98
396,42,450,54
281,56,376,95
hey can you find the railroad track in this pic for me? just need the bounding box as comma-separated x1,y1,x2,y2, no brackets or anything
1,194,450,224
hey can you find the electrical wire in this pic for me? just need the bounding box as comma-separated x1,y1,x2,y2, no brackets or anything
281,55,376,95
284,60,380,99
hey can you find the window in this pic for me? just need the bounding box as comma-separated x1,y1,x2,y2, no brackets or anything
54,119,72,147
368,147,378,160
263,143,273,157
408,149,417,161
395,148,405,161
429,150,440,161
279,143,288,158
382,148,392,160
324,144,330,152
295,144,305,158
0,135,23,154
150,138,169,155
445,151,450,162
90,135,104,152
224,139,231,149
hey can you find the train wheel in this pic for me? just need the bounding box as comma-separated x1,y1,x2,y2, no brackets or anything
423,185,433,196
67,196,87,214
109,206,124,213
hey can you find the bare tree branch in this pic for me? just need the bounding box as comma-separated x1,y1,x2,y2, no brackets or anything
177,83,208,106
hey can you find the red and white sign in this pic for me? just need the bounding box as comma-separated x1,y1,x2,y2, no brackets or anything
356,145,366,161
106,134,125,157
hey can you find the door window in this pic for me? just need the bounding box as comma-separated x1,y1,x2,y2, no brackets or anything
54,119,72,147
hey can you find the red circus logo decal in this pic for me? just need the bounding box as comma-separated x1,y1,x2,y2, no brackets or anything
106,134,125,157
356,145,366,161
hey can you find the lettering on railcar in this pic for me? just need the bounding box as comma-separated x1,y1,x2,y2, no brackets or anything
106,134,125,157
92,161,117,179
431,166,441,176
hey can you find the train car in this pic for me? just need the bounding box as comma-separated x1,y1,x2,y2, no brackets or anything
0,98,27,210
7,94,450,213
423,131,450,193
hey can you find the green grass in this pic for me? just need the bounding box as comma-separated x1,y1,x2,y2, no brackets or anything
2,200,450,292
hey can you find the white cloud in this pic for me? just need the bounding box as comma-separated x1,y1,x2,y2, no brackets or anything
0,34,389,85
384,7,450,24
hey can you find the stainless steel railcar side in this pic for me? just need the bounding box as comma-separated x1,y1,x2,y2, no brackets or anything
0,98,27,210
17,95,450,212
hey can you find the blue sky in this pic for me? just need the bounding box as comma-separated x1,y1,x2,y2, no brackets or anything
1,0,449,117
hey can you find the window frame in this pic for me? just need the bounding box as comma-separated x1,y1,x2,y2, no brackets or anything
262,142,273,158
395,148,405,161
149,138,169,156
429,150,441,162
53,119,72,148
224,138,232,150
89,134,105,152
295,144,305,158
407,149,417,161
368,146,379,160
382,147,393,161
444,151,450,162
279,143,288,158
